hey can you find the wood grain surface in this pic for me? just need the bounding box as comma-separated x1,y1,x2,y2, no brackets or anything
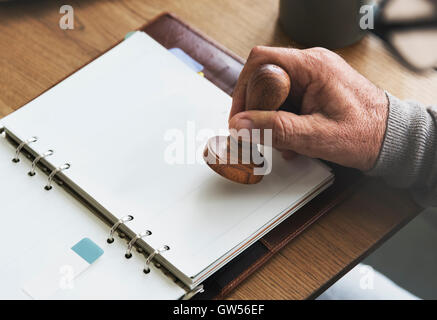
1,0,435,299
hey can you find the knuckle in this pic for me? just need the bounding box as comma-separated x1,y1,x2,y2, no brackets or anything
248,45,266,58
310,47,331,56
272,113,292,147
303,47,346,82
306,47,338,65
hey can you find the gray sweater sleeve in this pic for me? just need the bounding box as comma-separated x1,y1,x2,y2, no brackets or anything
367,93,437,208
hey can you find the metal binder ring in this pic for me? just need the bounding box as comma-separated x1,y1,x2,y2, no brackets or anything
44,163,70,190
28,150,54,176
143,245,170,274
12,136,38,163
107,215,134,244
182,285,205,300
125,230,152,259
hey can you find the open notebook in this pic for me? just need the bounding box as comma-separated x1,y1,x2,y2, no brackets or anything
0,31,333,299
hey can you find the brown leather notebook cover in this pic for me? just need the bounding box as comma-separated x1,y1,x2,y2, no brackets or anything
140,13,362,299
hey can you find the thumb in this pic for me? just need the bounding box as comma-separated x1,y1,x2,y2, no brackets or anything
229,110,317,152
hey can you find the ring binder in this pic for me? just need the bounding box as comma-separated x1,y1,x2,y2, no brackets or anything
182,285,205,300
125,230,152,259
12,136,37,163
107,215,134,244
44,163,70,190
28,150,54,176
2,131,204,300
143,245,170,274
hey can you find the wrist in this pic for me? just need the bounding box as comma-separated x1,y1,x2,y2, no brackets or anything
367,92,436,187
362,89,389,171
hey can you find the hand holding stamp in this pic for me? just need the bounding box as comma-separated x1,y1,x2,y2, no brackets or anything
203,64,291,184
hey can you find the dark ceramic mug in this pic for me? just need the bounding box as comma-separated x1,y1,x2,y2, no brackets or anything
279,0,375,49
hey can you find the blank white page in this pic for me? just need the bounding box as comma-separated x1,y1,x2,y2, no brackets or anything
1,32,332,280
0,136,185,299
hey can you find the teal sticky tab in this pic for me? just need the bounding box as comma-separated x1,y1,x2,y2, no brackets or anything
71,238,104,264
124,31,136,40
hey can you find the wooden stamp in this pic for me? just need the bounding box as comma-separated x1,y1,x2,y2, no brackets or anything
203,64,291,184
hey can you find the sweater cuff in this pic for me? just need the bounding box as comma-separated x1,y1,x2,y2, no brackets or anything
366,92,436,188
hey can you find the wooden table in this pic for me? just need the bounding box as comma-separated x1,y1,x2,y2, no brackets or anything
1,0,436,300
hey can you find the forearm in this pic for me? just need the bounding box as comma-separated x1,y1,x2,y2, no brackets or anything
367,93,437,207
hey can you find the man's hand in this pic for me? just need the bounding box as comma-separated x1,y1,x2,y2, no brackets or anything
229,46,389,171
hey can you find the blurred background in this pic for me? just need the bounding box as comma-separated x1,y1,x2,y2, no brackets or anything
363,208,437,299
371,0,437,72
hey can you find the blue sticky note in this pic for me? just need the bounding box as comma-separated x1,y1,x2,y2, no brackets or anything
169,48,204,72
71,238,104,264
